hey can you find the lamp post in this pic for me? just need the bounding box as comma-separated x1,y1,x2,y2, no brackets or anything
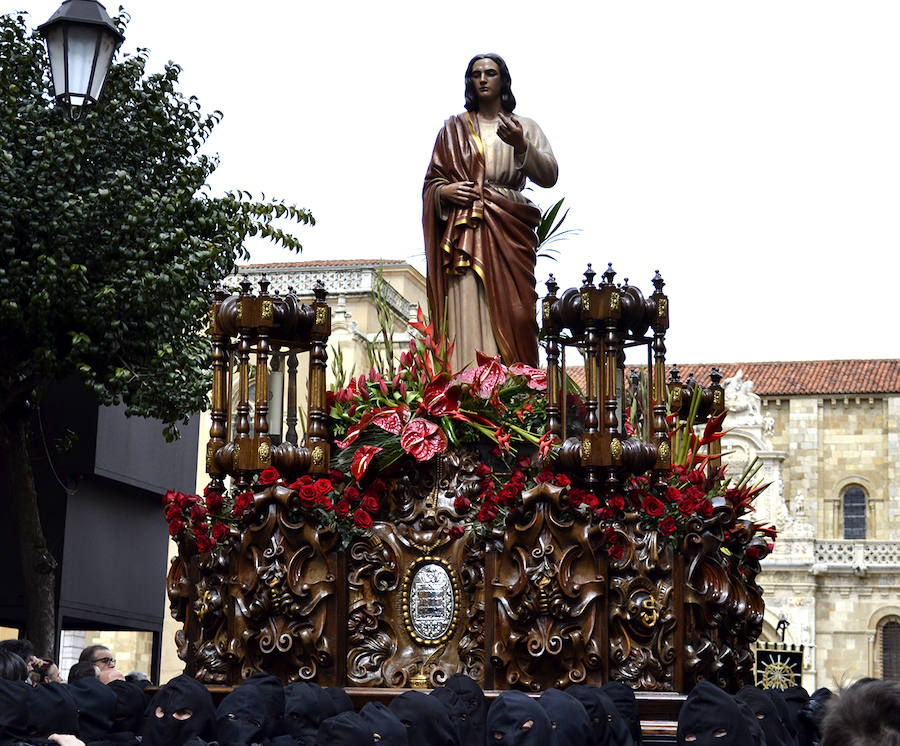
37,0,124,121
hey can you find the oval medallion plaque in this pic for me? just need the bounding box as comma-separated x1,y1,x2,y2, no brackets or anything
401,557,460,645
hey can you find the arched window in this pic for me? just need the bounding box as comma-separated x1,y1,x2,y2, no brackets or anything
882,620,900,681
842,485,866,540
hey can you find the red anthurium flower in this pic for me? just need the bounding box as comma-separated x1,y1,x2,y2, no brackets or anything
421,375,461,416
508,363,548,391
400,418,448,462
335,411,374,449
370,405,411,435
458,351,507,398
351,445,382,482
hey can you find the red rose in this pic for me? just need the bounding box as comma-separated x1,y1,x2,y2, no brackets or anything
353,509,373,530
318,496,334,512
687,469,704,486
568,489,584,507
535,470,554,484
454,496,471,513
165,504,181,522
659,516,677,536
685,485,704,501
196,534,214,553
641,495,665,517
448,525,465,540
168,519,185,537
554,474,571,488
608,494,625,512
163,490,178,506
608,544,624,561
596,506,613,520
205,491,224,513
477,502,498,523
211,522,229,541
678,498,696,517
697,500,714,518
361,495,379,513
328,469,345,483
233,491,254,519
258,467,280,485
335,500,351,518
665,486,681,503
314,478,333,496
299,484,318,508
176,491,192,509
343,486,361,503
190,504,207,524
475,463,492,478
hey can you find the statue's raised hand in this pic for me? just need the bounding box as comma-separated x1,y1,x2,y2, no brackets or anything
440,180,479,207
497,112,527,156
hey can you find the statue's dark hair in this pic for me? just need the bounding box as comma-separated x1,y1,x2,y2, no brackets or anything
464,53,516,113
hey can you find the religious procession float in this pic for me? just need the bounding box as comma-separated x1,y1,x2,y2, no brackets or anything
163,265,774,701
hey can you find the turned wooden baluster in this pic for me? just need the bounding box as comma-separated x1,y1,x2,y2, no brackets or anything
581,265,600,490
206,287,229,492
542,275,562,438
601,264,621,498
707,367,725,476
651,271,670,488
307,280,331,474
234,279,254,490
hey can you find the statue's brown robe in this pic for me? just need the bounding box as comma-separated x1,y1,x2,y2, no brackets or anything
423,112,557,369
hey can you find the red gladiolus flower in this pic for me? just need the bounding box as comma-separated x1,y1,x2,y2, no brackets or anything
353,508,373,530
258,467,280,485
400,418,448,462
211,522,229,541
168,519,185,537
361,495,379,513
641,495,665,517
335,500,351,518
659,516,677,536
454,496,471,513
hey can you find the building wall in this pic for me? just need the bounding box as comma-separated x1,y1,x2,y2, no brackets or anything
757,392,900,689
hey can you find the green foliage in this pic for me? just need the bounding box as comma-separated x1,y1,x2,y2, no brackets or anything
535,197,580,262
0,12,313,435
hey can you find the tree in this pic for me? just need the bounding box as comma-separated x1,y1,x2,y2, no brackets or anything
0,11,313,656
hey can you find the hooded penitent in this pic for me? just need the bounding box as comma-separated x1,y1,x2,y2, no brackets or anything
677,681,754,746
766,688,800,746
108,680,149,735
538,688,595,746
141,674,217,746
315,711,373,746
243,672,287,739
284,682,336,744
566,685,633,746
324,686,354,715
430,686,469,744
389,690,459,746
444,674,488,744
27,682,78,741
0,680,31,744
736,686,788,746
70,676,117,742
215,683,268,745
486,690,552,746
359,701,409,746
601,682,642,746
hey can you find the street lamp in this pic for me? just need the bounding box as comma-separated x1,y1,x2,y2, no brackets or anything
37,0,125,121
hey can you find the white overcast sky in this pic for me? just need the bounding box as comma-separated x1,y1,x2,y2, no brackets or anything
13,1,900,366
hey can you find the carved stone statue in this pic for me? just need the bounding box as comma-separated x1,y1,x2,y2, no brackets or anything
423,53,558,370
723,369,763,427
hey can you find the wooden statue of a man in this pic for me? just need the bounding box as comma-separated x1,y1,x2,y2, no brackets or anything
423,53,558,370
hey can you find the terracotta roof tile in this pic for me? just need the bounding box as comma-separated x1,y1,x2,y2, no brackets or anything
565,360,900,397
239,259,407,269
